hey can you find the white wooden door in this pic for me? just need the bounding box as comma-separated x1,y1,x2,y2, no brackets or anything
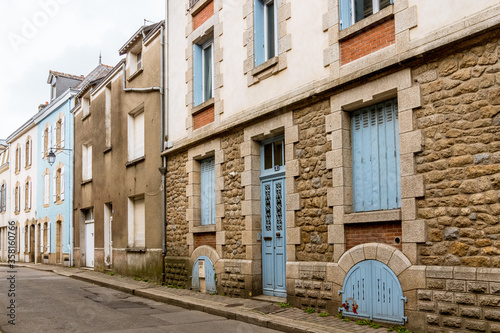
85,223,94,268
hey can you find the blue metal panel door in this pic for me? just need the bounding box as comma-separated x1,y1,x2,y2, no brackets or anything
261,178,286,297
191,256,216,293
341,260,405,324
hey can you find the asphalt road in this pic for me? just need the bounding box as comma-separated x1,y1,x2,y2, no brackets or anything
0,266,279,333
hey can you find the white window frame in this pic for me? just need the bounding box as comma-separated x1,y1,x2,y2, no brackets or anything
136,51,142,70
340,0,393,30
82,144,92,181
43,172,50,206
263,0,278,61
82,95,91,118
254,0,278,66
127,109,145,161
201,41,214,103
128,196,145,248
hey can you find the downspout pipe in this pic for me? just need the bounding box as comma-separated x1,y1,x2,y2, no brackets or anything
159,21,168,285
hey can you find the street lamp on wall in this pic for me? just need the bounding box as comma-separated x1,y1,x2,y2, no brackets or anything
47,148,72,166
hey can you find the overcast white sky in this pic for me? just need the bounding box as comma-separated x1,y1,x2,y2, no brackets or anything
0,0,165,139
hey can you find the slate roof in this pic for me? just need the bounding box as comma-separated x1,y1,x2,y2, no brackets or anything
118,21,164,55
47,70,85,84
75,64,114,97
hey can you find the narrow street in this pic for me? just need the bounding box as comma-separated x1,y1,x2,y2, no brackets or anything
0,267,279,333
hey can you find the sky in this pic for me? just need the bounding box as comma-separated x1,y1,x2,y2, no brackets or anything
0,0,165,140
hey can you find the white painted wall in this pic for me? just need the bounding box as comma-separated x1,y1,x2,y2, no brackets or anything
408,0,499,40
166,0,189,142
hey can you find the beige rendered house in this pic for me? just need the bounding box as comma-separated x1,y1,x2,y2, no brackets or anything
160,0,500,331
72,22,165,280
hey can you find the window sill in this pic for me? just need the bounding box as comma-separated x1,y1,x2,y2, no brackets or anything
24,209,31,213
343,209,401,224
339,5,394,41
189,0,211,15
192,224,216,233
125,156,145,167
128,68,143,82
56,199,64,206
82,112,91,121
251,56,279,77
81,179,93,186
103,146,112,154
192,98,214,115
126,247,146,253
25,165,31,170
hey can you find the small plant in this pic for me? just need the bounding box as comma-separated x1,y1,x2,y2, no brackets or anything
356,319,372,325
343,318,350,322
319,312,329,317
304,307,315,314
370,323,382,329
107,271,115,276
133,277,142,281
387,327,412,333
277,302,291,308
167,284,184,289
337,312,344,319
210,291,218,295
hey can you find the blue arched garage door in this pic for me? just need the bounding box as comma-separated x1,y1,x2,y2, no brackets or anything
340,260,406,324
192,256,216,293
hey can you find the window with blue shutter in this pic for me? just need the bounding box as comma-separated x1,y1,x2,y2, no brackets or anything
339,0,393,30
254,0,277,66
193,39,213,107
351,99,400,212
200,157,215,225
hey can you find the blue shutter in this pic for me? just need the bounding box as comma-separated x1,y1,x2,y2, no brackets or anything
201,157,215,225
254,0,265,66
339,0,352,30
352,99,399,212
193,44,203,106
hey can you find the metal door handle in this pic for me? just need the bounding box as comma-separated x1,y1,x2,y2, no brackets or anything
276,232,281,237
264,237,272,241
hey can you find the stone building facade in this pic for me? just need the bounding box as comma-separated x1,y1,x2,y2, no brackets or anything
161,1,500,331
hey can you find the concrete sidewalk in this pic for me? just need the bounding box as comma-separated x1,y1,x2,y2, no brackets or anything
6,263,385,333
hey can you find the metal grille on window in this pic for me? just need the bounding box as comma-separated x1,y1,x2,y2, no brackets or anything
275,182,282,231
265,184,271,231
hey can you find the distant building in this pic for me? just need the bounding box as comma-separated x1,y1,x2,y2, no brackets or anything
0,141,10,262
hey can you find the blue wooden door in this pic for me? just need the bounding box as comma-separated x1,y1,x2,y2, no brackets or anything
261,137,286,297
341,260,405,324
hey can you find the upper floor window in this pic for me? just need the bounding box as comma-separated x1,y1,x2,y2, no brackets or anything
193,39,214,106
254,0,278,66
24,178,32,211
54,166,64,202
340,0,392,30
43,171,50,206
128,110,144,161
0,184,7,212
25,137,32,168
15,145,21,173
55,116,65,149
351,98,400,212
14,183,20,214
105,85,112,148
41,125,51,158
82,94,91,118
82,144,92,181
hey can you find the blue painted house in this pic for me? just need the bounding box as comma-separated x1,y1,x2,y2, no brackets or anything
33,71,83,266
